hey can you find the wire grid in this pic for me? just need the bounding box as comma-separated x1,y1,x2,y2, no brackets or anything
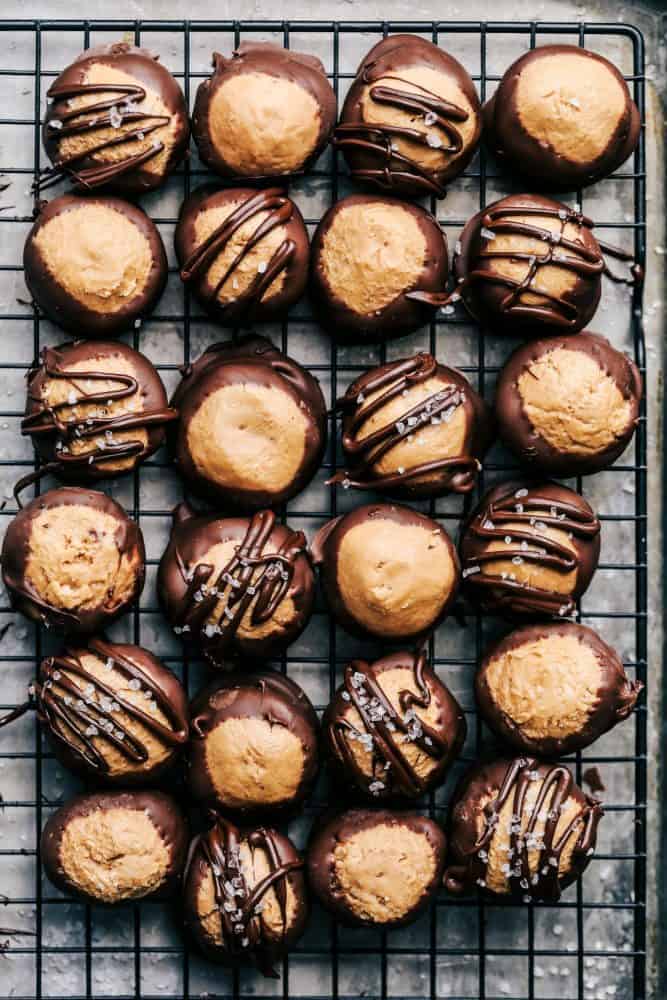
0,17,647,1000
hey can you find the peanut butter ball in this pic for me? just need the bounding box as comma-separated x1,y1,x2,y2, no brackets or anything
184,814,308,976
310,194,448,341
335,34,481,198
495,332,642,476
40,42,189,195
175,185,310,325
308,808,446,927
459,480,600,620
188,670,319,818
192,43,336,180
328,351,492,498
41,790,188,904
312,503,460,642
19,340,177,499
158,503,315,667
453,194,606,336
476,622,642,757
484,45,640,190
170,336,327,510
24,194,167,336
2,486,145,633
444,757,603,902
323,650,466,801
35,637,188,784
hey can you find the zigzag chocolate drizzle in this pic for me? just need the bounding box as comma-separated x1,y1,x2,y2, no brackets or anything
180,188,297,322
329,650,448,798
408,204,642,324
15,346,177,505
0,637,188,774
461,486,600,617
327,352,479,494
444,758,602,902
334,65,469,195
172,510,306,649
35,81,171,193
188,815,303,978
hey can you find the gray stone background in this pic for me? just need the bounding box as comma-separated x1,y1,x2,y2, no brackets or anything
0,0,664,998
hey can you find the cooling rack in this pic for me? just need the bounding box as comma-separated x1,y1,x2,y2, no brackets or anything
0,17,648,1000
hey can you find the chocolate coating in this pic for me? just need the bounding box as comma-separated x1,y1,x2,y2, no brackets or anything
40,42,189,196
158,503,315,666
311,502,460,642
459,479,600,620
183,814,308,976
41,790,188,904
476,622,642,757
18,340,177,500
34,637,188,784
483,45,640,190
309,193,448,341
175,185,310,325
328,351,493,498
452,194,608,336
334,34,481,198
188,670,319,817
443,757,602,901
170,335,327,510
192,43,336,180
494,331,642,476
307,808,446,927
24,194,167,336
323,650,466,801
2,486,145,633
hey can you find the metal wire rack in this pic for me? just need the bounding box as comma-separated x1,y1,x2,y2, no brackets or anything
0,17,648,1000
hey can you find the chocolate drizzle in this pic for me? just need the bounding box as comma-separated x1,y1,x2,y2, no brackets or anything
171,509,307,651
186,815,303,977
16,345,177,504
327,352,479,494
461,484,600,617
0,638,188,775
328,651,450,798
36,81,170,193
333,66,469,195
180,188,297,323
444,758,603,902
411,203,642,327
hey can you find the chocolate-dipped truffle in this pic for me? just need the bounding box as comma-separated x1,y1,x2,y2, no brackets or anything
170,335,326,509
459,480,600,619
443,757,603,901
323,650,466,801
183,815,308,976
476,622,642,757
311,503,460,642
158,503,315,666
452,194,613,335
38,42,189,196
17,340,177,500
188,670,319,817
1,486,145,633
328,351,492,498
33,637,188,783
310,194,448,341
175,186,309,326
334,34,481,198
192,43,336,180
308,808,446,927
484,45,640,190
41,790,188,904
24,194,167,336
495,332,642,476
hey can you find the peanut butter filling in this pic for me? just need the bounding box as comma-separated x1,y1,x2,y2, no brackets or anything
482,517,578,598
